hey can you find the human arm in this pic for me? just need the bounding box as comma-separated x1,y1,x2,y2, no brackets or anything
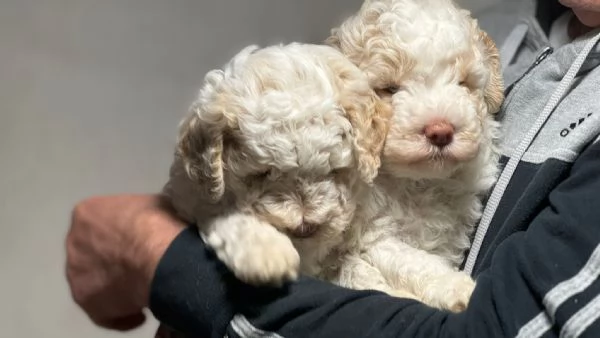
65,195,185,330
149,141,600,338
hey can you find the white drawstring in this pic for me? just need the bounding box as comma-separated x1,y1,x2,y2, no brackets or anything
464,32,600,275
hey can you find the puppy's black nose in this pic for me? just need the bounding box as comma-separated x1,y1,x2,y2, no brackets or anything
424,119,454,148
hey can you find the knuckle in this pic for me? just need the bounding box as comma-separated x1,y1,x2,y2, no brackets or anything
69,282,86,305
69,198,98,234
71,200,89,222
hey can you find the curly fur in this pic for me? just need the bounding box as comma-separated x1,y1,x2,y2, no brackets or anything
163,43,391,285
321,0,505,311
163,0,504,313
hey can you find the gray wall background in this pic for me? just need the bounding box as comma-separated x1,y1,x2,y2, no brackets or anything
0,0,498,337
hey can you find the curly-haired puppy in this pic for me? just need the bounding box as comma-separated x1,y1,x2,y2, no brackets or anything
163,43,390,286
323,0,505,311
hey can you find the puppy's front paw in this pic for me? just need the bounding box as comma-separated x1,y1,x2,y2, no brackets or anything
203,215,300,286
434,273,476,312
229,228,300,286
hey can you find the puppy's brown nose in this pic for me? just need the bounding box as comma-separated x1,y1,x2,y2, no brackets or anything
289,222,319,238
424,120,454,148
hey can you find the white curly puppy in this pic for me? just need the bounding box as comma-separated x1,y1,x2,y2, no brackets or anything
163,43,390,286
163,0,503,310
323,0,505,311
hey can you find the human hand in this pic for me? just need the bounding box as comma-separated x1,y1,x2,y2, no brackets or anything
65,194,185,331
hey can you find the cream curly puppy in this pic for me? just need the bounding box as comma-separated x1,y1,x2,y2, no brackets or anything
163,43,390,286
164,0,503,311
322,0,505,311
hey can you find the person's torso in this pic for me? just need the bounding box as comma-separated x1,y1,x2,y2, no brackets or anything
466,15,600,274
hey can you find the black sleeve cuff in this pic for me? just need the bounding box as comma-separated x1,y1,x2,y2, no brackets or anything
149,226,236,338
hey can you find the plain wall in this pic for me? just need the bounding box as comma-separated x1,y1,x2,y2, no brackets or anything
0,0,497,337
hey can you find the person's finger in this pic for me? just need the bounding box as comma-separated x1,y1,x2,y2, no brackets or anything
97,312,147,331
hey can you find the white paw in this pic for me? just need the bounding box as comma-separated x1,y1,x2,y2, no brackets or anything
203,215,300,286
433,272,476,312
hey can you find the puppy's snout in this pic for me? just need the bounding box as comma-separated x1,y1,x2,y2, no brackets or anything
423,119,454,148
289,221,319,238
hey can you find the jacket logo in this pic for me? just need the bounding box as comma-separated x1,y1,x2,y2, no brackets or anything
560,113,593,137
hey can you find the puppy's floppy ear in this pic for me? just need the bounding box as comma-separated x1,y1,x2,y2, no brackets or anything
477,28,505,114
341,89,392,184
176,82,227,202
176,45,260,202
177,105,225,201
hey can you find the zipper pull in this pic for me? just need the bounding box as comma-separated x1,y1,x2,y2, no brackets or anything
504,46,554,96
532,46,554,67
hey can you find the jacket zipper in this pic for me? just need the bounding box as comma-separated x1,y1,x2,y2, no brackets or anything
504,46,554,97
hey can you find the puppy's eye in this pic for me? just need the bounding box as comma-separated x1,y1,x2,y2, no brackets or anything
376,85,402,97
383,85,401,94
254,168,281,181
459,76,472,88
385,85,400,93
254,169,271,179
330,169,343,177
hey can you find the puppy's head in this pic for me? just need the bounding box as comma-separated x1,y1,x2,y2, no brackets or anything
327,0,503,179
177,43,390,266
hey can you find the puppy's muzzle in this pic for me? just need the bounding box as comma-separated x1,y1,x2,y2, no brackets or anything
287,222,319,238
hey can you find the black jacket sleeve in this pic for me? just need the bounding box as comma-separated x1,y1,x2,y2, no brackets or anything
150,141,600,338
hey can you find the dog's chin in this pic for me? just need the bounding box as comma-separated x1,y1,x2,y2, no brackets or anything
382,142,479,180
382,158,460,180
